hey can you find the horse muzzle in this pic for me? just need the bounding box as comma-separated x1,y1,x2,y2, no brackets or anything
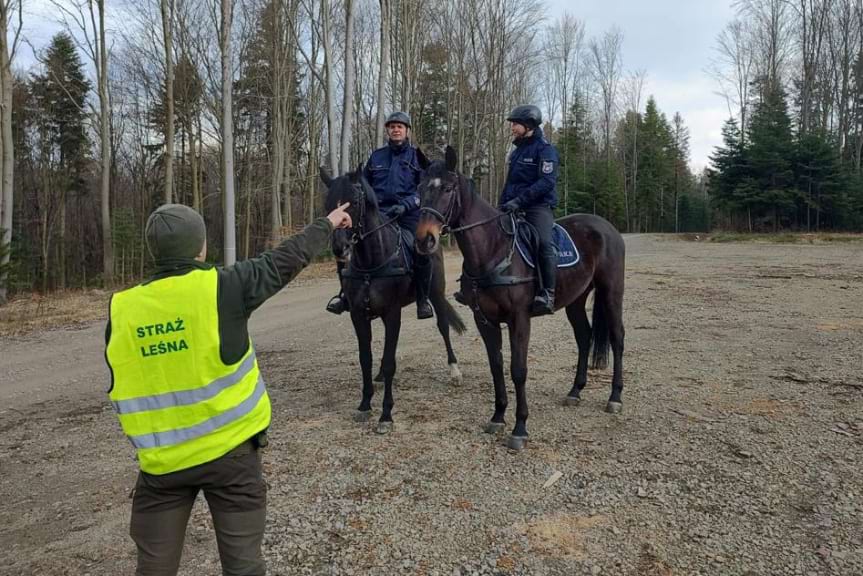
415,226,441,255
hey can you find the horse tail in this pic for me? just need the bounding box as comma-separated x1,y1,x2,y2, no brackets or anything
436,296,467,335
591,290,610,370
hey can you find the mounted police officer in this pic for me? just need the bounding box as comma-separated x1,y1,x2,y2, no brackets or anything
500,104,559,315
105,202,351,576
326,111,434,320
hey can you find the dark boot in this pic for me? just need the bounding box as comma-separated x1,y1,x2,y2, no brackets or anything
453,289,469,306
326,261,350,315
531,252,557,316
326,294,349,315
414,258,434,319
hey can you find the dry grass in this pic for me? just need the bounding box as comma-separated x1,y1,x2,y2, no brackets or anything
515,514,608,560
0,290,111,337
702,232,863,244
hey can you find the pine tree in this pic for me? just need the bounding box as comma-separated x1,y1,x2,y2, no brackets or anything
670,112,695,232
746,81,795,231
31,33,90,176
709,118,751,228
795,131,842,230
558,90,595,215
30,33,91,289
638,97,674,231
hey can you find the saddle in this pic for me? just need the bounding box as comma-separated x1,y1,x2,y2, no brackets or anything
459,215,580,292
341,225,414,280
513,217,581,269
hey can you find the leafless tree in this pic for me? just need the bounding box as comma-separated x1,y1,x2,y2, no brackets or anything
0,0,22,304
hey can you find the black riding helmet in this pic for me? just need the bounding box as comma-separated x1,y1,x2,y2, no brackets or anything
506,105,542,130
385,111,412,128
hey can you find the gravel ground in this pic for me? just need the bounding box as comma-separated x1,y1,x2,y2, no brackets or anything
1,234,861,576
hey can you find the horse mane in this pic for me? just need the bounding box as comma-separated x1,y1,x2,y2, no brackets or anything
424,159,478,199
325,168,380,212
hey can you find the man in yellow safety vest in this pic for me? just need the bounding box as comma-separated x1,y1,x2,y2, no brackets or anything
105,201,350,575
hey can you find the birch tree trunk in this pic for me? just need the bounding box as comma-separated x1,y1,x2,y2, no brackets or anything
375,0,390,147
322,0,339,174
271,0,285,239
221,0,236,265
0,0,19,304
339,0,356,175
161,0,175,204
94,0,114,287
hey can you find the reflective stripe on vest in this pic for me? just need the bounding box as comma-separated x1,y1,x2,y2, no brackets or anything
112,350,257,415
128,374,266,449
106,268,271,475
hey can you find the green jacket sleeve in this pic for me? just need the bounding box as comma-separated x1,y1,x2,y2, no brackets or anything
220,217,334,315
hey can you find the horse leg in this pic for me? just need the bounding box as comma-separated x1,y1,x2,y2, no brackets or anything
375,319,386,383
431,256,461,385
604,282,626,414
476,319,506,434
506,312,532,451
350,311,374,422
564,291,592,406
376,306,402,434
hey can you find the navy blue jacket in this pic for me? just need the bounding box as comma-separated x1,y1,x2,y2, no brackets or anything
499,127,559,209
363,141,423,229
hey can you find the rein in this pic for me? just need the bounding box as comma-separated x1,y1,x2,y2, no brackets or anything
344,182,406,277
420,176,532,325
419,174,507,236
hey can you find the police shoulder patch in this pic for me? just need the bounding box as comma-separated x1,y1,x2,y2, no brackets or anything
542,161,554,174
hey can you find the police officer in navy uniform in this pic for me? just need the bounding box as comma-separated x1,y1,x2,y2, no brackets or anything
500,104,560,315
326,111,434,319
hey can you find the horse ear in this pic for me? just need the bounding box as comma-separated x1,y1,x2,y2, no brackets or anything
416,147,430,170
445,145,458,172
319,166,333,188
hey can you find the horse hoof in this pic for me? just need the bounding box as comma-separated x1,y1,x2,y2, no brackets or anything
484,421,505,435
605,401,623,415
507,435,528,451
354,410,372,423
376,421,393,435
563,395,581,407
449,363,463,386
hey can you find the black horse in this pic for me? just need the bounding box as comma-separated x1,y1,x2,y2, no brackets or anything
321,165,466,434
415,147,626,450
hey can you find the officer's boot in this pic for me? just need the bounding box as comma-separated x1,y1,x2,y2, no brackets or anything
326,261,350,315
531,251,556,316
414,257,434,320
453,287,469,306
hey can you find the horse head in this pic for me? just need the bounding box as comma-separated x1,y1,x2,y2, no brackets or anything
416,145,461,256
320,165,382,260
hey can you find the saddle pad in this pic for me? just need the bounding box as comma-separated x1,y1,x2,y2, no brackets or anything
516,223,580,269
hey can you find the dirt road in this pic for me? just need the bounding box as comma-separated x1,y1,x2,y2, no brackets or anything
1,235,861,575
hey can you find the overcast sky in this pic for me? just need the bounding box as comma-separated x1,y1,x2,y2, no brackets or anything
18,0,737,171
545,0,737,171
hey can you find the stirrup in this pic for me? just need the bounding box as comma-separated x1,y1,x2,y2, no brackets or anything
530,292,554,316
417,299,434,319
326,295,348,315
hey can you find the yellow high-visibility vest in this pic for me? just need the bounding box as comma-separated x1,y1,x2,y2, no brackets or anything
106,268,270,475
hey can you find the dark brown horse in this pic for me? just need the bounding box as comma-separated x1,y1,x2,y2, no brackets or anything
415,147,626,450
321,165,466,434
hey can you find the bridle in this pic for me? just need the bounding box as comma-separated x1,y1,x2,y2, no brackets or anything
419,174,507,236
348,180,400,244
